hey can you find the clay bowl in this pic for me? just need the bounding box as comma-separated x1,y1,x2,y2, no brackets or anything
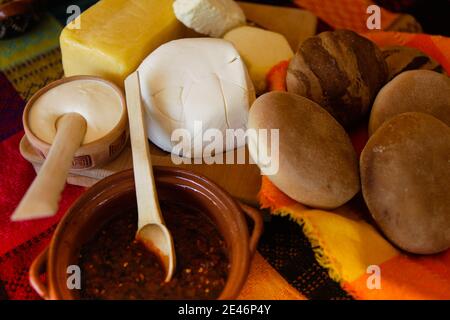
29,167,263,300
0,0,43,39
22,75,128,170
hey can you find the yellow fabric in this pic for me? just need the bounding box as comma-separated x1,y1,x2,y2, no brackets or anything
273,206,398,283
260,178,398,284
3,48,63,101
261,172,450,299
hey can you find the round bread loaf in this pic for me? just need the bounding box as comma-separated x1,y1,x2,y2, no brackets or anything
369,70,450,135
361,112,450,254
286,30,388,128
248,91,360,209
382,46,444,80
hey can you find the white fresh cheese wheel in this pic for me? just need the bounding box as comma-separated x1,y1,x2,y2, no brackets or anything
224,26,294,94
173,0,246,37
29,79,123,145
137,38,255,158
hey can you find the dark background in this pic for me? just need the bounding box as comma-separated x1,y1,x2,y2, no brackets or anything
75,0,450,36
244,0,450,36
43,0,450,36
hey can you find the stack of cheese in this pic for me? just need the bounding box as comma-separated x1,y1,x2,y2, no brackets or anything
173,0,294,94
59,0,295,157
61,0,295,94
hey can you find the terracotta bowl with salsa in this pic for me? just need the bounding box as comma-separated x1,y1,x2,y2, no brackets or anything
29,167,263,300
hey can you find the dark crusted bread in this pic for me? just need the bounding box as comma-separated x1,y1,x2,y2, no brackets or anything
382,45,444,80
286,29,388,128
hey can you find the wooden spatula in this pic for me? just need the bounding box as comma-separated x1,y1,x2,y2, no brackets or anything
124,71,176,282
12,113,87,221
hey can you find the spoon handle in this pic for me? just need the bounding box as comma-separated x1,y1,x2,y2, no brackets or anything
12,112,87,221
125,71,164,230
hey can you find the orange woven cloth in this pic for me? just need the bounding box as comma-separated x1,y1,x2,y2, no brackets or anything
262,32,450,300
293,0,398,32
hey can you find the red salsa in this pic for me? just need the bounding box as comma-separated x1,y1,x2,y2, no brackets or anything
79,201,229,300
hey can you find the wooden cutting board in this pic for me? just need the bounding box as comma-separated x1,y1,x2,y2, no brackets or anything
238,1,317,50
20,136,262,206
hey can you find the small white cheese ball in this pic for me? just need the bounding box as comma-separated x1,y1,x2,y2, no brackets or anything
173,0,246,37
137,38,255,158
224,26,294,94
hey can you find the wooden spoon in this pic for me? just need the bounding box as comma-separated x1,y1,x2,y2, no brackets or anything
124,71,176,282
12,113,87,221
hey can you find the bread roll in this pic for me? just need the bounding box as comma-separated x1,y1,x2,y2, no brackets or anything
382,46,444,80
369,70,450,135
248,91,360,209
287,30,387,128
361,112,450,254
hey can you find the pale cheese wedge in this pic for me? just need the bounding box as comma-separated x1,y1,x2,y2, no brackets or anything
224,26,294,94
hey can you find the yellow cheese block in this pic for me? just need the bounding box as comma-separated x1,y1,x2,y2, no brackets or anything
60,0,185,87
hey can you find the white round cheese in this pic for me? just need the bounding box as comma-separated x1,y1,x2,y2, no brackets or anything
137,38,255,158
173,0,246,37
29,79,124,145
